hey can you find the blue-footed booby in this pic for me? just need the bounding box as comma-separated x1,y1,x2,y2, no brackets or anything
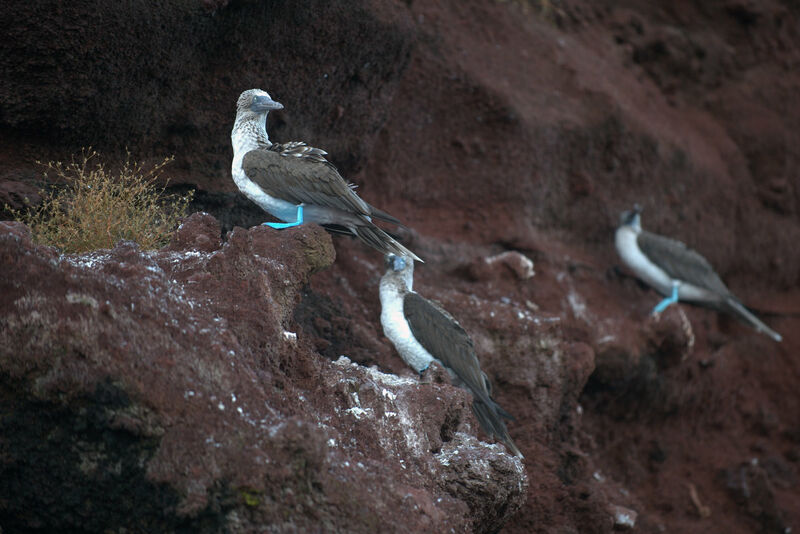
615,206,782,342
230,89,422,261
379,254,523,458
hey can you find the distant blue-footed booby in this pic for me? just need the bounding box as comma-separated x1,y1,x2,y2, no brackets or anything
230,89,422,261
379,254,523,458
615,206,782,342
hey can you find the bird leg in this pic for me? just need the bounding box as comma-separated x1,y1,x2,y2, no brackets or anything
263,205,304,229
419,361,450,385
652,281,680,315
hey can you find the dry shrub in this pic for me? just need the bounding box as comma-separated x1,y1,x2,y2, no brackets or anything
9,149,193,253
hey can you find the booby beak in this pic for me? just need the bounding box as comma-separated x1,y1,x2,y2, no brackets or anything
251,95,284,112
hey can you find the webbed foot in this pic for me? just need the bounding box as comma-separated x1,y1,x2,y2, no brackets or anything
264,205,304,229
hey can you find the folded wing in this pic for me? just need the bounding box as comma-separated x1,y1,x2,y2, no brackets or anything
637,231,731,296
243,146,372,217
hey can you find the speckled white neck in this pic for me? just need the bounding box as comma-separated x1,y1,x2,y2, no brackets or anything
230,115,296,221
615,225,673,295
379,274,434,373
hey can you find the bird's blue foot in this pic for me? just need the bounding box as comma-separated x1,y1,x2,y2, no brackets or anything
263,205,304,229
652,282,680,315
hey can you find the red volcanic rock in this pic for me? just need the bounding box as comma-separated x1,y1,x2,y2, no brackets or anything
645,307,696,368
0,218,526,533
164,212,222,253
3,0,800,532
722,459,789,533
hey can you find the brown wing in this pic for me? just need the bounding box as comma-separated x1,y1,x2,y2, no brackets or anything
242,146,371,216
269,142,403,225
404,292,521,456
638,231,731,296
403,293,493,406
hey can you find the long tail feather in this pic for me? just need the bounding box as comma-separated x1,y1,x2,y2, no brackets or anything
724,298,783,342
368,205,405,227
320,224,355,236
353,224,423,262
472,400,524,458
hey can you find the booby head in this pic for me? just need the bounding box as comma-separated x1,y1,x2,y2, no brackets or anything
234,89,284,132
237,89,283,114
232,89,284,165
387,254,408,273
381,254,415,292
619,204,642,232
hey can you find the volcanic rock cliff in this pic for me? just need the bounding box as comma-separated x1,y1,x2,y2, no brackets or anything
2,1,800,533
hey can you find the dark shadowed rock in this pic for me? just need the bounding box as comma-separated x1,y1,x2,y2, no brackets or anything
0,179,40,214
645,308,696,368
721,459,789,533
0,0,415,194
0,218,526,533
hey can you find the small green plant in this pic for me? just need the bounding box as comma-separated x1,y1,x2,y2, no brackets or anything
9,149,193,253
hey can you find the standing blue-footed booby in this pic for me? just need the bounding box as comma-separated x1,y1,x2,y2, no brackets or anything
379,254,523,458
230,89,422,261
615,206,782,342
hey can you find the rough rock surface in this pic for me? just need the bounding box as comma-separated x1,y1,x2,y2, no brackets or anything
2,0,800,532
0,214,527,533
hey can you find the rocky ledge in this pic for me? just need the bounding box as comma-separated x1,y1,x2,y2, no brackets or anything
0,213,527,533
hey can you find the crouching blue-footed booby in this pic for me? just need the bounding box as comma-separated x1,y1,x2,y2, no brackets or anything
379,254,523,458
230,88,422,261
615,206,782,342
